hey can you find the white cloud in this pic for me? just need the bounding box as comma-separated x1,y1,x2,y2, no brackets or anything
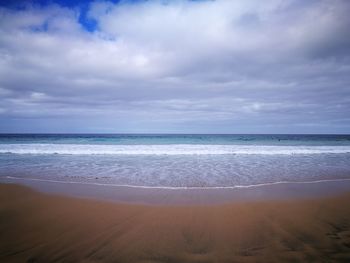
0,0,349,133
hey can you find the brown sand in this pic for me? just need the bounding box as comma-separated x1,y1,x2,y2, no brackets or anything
1,184,350,263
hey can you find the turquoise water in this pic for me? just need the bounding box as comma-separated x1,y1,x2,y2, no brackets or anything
0,134,350,188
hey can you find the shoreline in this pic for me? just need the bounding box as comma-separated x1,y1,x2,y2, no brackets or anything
2,175,350,205
1,183,350,262
5,175,350,190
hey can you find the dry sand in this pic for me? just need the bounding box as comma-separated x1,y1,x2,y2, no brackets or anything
1,183,350,263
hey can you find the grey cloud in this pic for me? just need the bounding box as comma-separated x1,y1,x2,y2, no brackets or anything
0,0,350,133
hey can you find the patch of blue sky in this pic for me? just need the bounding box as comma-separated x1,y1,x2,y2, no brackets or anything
0,0,201,32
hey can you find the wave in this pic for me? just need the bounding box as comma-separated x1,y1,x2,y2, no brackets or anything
4,175,350,190
0,144,350,155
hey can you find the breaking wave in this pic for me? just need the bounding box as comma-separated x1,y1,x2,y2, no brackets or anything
1,144,350,155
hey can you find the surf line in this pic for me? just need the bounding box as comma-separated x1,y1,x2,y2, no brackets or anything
4,175,350,190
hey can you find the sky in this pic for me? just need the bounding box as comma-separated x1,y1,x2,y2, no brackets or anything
0,0,349,134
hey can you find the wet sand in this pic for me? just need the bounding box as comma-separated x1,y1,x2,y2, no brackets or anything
1,183,350,262
3,175,350,205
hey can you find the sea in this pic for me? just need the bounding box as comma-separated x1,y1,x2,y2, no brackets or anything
1,134,350,189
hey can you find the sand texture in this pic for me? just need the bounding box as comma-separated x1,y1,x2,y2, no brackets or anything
1,183,350,262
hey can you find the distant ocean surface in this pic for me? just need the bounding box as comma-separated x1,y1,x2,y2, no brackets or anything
1,134,350,188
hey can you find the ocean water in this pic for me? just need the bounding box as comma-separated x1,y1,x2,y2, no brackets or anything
0,134,350,188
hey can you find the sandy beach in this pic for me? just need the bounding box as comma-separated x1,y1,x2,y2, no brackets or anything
1,183,350,262
1,0,350,260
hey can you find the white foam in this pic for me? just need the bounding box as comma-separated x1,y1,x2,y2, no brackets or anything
4,175,350,190
0,144,350,155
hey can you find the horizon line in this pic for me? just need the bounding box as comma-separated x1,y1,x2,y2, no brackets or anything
0,133,350,136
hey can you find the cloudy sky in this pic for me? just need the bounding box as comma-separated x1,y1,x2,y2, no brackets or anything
0,0,349,133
